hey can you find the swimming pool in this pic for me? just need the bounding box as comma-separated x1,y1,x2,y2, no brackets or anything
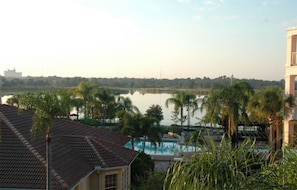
124,140,199,156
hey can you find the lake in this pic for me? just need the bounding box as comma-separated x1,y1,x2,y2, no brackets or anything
121,91,205,126
1,91,206,126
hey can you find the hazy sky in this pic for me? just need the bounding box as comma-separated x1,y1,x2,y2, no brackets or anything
0,0,296,80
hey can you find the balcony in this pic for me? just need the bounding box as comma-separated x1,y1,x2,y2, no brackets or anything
292,52,297,65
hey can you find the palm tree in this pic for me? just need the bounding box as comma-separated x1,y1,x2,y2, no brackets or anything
22,91,62,190
116,96,139,120
6,94,21,107
247,86,295,153
140,115,163,151
95,88,116,123
121,111,142,150
56,89,73,119
202,81,254,147
74,81,97,119
184,93,199,131
165,91,198,133
18,92,37,110
71,97,84,120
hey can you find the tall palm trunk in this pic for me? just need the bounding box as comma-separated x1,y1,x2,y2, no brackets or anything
269,115,277,153
180,107,184,132
276,116,283,151
131,138,135,150
46,131,52,190
187,104,190,132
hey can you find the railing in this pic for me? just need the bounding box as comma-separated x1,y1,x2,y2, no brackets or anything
292,52,297,65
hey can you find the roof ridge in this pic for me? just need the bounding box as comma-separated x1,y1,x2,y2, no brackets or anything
0,110,69,189
89,137,130,165
85,136,108,167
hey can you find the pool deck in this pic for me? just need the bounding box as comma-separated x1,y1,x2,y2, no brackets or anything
151,155,175,171
151,155,174,161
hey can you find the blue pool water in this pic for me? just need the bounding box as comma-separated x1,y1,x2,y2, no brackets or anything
124,140,199,155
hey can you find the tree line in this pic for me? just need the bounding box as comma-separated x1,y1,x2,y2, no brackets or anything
1,75,284,94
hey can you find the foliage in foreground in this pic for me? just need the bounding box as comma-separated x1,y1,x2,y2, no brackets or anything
130,151,166,190
250,148,297,190
132,171,166,190
164,136,297,190
131,151,155,188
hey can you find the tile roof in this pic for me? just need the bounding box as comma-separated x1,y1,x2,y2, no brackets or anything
0,104,138,190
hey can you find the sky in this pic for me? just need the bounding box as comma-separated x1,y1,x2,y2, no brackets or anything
0,0,297,80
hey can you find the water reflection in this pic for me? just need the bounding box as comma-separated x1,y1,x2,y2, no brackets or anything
1,91,206,126
120,91,205,125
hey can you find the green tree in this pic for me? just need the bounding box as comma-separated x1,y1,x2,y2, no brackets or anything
144,104,164,126
131,151,155,189
165,91,198,133
116,96,139,120
247,86,295,152
6,94,21,107
56,89,73,119
18,92,37,110
71,96,84,120
22,91,62,190
202,81,254,147
95,88,116,123
74,81,97,119
121,112,142,150
140,115,163,151
184,93,199,131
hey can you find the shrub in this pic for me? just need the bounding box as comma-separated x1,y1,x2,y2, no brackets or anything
131,151,154,188
164,136,265,190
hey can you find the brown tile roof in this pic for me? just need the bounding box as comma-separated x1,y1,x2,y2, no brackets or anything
0,104,138,190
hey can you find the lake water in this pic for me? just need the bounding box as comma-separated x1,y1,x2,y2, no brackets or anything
120,91,205,126
1,91,206,126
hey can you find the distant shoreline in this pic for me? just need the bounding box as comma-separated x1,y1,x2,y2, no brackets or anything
0,75,284,96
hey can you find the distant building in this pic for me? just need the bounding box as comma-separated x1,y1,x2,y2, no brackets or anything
4,68,22,78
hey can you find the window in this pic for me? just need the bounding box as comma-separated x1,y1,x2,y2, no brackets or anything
105,174,117,190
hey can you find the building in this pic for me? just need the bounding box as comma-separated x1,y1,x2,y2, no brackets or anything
0,104,138,190
4,68,22,78
284,27,297,146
